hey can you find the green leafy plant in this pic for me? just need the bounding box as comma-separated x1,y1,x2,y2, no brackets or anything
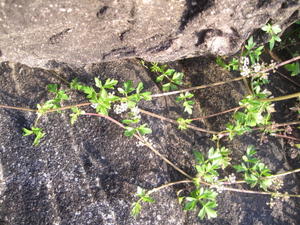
124,123,152,137
150,62,184,91
262,23,282,51
284,62,300,76
183,187,218,219
176,92,195,115
131,186,155,216
22,127,45,146
177,117,192,130
216,56,239,71
234,146,273,191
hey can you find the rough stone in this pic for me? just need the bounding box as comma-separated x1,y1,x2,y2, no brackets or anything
0,0,299,67
0,58,299,224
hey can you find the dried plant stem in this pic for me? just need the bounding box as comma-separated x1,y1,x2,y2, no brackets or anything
139,109,217,134
45,102,91,113
226,168,300,185
147,180,193,195
260,92,300,103
271,133,300,142
191,106,243,121
223,187,300,198
253,121,300,131
0,104,36,112
151,56,300,98
82,113,194,180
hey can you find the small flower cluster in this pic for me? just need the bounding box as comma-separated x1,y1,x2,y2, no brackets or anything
114,102,128,114
240,57,271,80
240,57,251,76
267,192,290,209
270,178,284,191
211,183,225,193
130,106,141,120
225,173,236,184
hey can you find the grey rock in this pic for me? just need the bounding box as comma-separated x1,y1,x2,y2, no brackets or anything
0,0,299,67
0,58,299,224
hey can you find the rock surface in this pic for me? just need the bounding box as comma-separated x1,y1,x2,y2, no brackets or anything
0,58,299,224
0,0,299,67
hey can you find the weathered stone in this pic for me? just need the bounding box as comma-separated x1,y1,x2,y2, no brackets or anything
0,0,299,67
0,59,299,224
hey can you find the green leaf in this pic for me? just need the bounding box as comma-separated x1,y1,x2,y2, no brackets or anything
94,77,103,88
47,84,58,93
201,204,217,219
184,199,197,211
141,92,152,101
136,82,144,94
177,117,192,130
70,107,85,125
150,62,164,73
233,164,246,172
172,72,184,85
23,127,45,146
269,39,275,51
104,78,118,89
156,75,165,83
193,151,205,164
138,124,152,135
123,80,134,94
162,83,171,92
285,62,300,76
164,68,175,76
131,202,142,217
272,24,281,34
124,127,136,137
136,186,146,196
22,128,33,136
70,78,82,90
141,196,155,203
57,90,69,100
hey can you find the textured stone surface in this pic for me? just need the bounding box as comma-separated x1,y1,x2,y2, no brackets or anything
0,59,299,224
0,0,299,67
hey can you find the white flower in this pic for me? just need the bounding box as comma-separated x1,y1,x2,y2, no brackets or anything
114,102,128,114
131,106,140,116
241,66,251,76
267,104,275,114
241,56,249,66
260,72,269,80
108,91,115,97
91,103,99,109
253,63,261,72
262,89,272,96
225,173,236,183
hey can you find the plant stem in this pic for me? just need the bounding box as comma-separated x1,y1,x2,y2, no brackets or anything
45,102,91,113
82,112,194,180
225,168,300,185
151,56,300,98
139,109,217,134
0,104,37,112
271,133,300,142
253,121,300,131
139,135,194,180
223,187,300,198
147,180,193,195
191,106,243,121
260,92,300,103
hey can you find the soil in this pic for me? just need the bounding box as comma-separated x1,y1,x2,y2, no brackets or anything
0,56,299,225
